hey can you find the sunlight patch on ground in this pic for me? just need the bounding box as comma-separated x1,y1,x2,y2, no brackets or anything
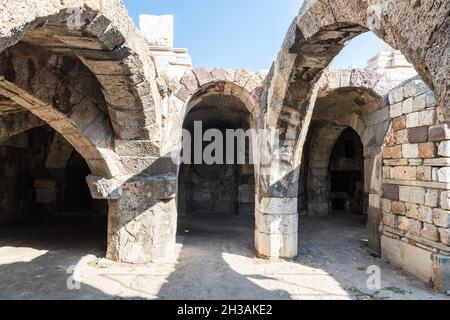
221,252,351,300
73,244,184,299
0,246,48,265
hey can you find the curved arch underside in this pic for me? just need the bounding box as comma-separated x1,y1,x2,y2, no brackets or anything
0,0,162,165
264,0,449,166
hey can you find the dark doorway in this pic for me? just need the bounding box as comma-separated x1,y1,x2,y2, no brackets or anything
329,128,364,215
178,95,255,218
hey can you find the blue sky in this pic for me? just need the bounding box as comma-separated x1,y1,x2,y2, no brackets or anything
124,0,385,71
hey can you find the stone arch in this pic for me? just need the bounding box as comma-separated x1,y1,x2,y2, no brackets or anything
174,68,264,242
174,68,264,122
0,0,162,148
0,112,44,144
306,115,366,216
264,0,449,169
300,81,391,252
0,61,120,178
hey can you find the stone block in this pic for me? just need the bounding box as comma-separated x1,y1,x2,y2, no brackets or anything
383,166,392,179
381,236,433,285
409,159,423,165
425,92,437,108
392,166,416,180
438,228,450,245
255,212,298,235
406,112,419,128
392,116,407,132
383,184,399,201
392,87,404,104
383,145,402,159
398,216,410,232
422,223,439,242
429,125,450,142
417,166,432,181
440,191,450,210
408,219,423,237
402,144,419,158
402,97,414,114
86,175,123,200
432,254,450,293
390,102,403,118
437,167,450,183
383,212,398,228
438,141,450,157
419,142,437,159
432,167,440,181
418,205,433,223
115,140,159,157
392,201,406,215
399,186,426,205
433,209,450,228
35,189,57,204
139,14,174,47
403,79,428,98
256,197,297,215
365,106,389,127
405,203,420,219
394,129,408,144
418,109,437,127
425,189,439,208
34,179,57,189
412,94,426,112
407,126,428,143
255,230,298,259
369,194,380,208
381,199,392,213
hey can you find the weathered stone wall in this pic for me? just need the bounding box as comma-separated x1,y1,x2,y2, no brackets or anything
172,76,260,218
374,77,450,291
0,0,176,265
0,126,104,226
0,0,448,291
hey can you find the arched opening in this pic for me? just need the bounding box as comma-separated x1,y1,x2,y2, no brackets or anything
329,127,364,215
0,15,118,264
177,92,255,237
179,95,254,216
0,124,108,250
298,81,385,258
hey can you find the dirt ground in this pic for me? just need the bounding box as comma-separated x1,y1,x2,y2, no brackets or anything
0,213,448,300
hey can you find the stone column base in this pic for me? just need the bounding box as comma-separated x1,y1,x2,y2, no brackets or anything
254,197,298,259
433,254,450,294
255,230,298,259
105,174,178,264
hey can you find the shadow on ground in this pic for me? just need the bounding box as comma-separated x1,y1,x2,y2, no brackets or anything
0,216,124,300
0,214,447,300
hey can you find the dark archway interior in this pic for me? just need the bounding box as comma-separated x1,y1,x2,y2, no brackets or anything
178,95,255,217
329,128,364,215
0,125,108,249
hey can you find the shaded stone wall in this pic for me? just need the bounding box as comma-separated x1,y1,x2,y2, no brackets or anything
0,132,32,225
0,126,105,226
177,94,256,218
329,128,364,214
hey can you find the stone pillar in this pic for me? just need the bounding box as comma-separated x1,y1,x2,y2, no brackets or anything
255,196,298,259
254,158,299,259
87,173,178,264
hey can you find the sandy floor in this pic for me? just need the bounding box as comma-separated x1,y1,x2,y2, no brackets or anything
0,214,448,300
